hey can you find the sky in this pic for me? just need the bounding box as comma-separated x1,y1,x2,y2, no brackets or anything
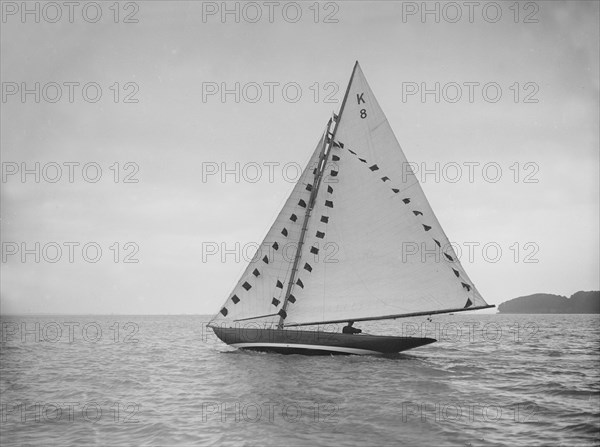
1,0,598,315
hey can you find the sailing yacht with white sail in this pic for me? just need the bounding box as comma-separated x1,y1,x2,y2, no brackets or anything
208,62,494,354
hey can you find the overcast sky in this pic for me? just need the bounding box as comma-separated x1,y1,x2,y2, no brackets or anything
1,1,598,315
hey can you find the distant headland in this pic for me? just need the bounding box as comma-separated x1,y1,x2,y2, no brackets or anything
497,291,599,314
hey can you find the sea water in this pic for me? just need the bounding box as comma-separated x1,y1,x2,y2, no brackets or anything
1,314,598,446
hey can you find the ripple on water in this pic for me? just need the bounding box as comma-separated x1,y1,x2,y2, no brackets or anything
0,314,598,446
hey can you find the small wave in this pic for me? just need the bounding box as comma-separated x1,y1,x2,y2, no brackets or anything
560,420,600,437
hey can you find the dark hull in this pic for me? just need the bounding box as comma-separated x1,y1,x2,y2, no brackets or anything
210,326,436,355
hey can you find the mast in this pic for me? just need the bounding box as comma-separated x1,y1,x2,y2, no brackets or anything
276,62,360,329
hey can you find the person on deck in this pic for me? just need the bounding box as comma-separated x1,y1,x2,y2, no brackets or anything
342,321,362,334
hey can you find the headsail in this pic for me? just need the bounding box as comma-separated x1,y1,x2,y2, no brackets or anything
209,132,327,327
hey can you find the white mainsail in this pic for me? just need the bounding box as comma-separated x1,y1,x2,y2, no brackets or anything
284,63,489,326
211,62,491,329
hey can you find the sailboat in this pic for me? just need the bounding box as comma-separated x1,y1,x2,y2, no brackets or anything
208,62,494,355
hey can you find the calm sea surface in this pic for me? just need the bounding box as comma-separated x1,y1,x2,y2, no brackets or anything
1,314,598,446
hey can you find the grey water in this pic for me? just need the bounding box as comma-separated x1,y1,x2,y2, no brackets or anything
1,314,598,446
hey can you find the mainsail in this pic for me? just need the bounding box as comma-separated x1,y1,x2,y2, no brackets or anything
210,62,492,329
